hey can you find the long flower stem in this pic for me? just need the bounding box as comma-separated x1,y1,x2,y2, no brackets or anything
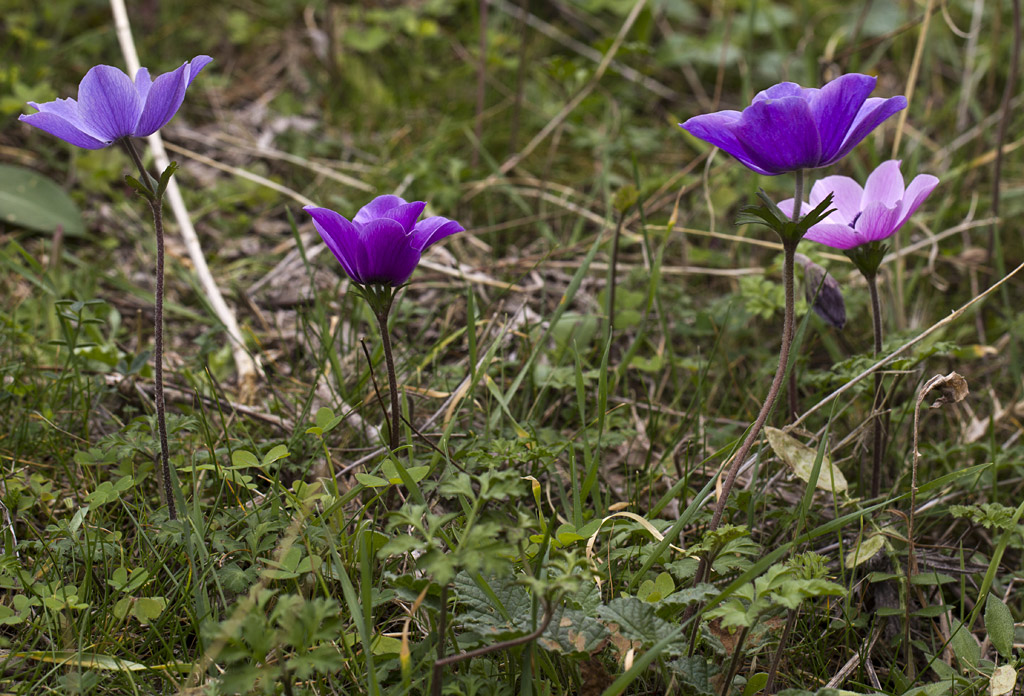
693,171,803,585
867,273,885,498
764,608,798,693
123,139,176,520
374,309,400,451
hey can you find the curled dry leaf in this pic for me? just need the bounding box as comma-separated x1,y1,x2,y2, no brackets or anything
928,372,969,408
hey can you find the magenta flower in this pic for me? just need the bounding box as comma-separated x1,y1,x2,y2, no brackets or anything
777,160,938,251
19,56,212,149
680,74,907,175
304,195,463,286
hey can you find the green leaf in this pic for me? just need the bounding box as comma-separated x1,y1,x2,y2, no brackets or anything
231,450,260,468
131,597,167,625
985,594,1015,660
354,473,390,488
0,164,85,236
262,444,289,466
949,617,980,669
666,655,718,696
743,672,769,696
598,597,680,649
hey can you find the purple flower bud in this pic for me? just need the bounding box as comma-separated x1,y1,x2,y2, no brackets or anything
796,254,846,329
19,56,212,149
680,74,907,175
305,195,463,286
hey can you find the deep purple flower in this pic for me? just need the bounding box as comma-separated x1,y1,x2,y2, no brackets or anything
777,160,938,250
19,56,212,150
680,74,907,175
305,195,463,286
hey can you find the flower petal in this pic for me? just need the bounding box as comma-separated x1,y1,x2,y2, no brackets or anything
862,160,905,208
735,98,822,173
896,174,939,230
134,68,153,103
806,74,877,162
19,98,110,149
752,82,809,102
680,111,775,176
357,218,422,285
380,201,426,232
136,56,212,137
305,206,366,283
853,201,903,243
803,223,865,250
353,195,407,225
810,176,863,225
77,65,143,142
831,95,907,165
410,216,464,251
776,198,813,220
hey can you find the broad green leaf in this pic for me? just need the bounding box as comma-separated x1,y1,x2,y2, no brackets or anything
985,594,1015,660
231,450,260,468
0,164,85,237
354,473,390,488
743,672,769,696
132,597,167,624
949,617,980,669
262,444,289,465
765,427,847,494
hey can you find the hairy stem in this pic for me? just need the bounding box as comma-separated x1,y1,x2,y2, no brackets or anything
123,138,175,520
374,308,401,452
721,625,751,696
867,273,885,498
692,171,803,585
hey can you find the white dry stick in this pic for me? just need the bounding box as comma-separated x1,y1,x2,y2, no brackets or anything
109,0,263,401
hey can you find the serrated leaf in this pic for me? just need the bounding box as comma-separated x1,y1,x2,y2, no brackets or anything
765,427,847,494
667,655,718,696
598,597,680,648
0,164,85,236
985,594,1015,660
537,603,608,655
989,665,1017,696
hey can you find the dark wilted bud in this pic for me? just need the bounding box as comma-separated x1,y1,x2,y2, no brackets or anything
795,253,846,329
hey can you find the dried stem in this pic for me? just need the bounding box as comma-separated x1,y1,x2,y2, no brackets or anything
765,608,798,693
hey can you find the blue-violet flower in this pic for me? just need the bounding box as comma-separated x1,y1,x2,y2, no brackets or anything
680,73,907,175
19,56,212,149
305,195,464,286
